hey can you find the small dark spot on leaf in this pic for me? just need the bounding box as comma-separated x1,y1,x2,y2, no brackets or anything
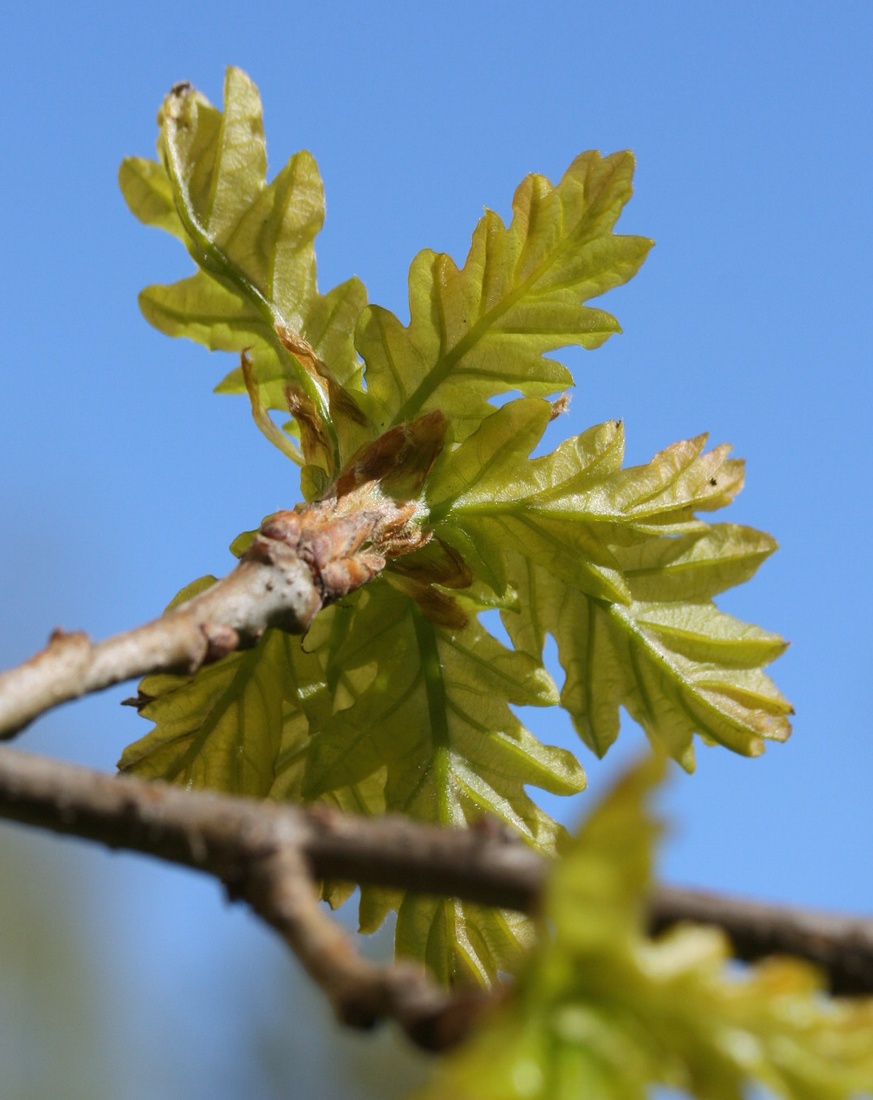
710,477,717,486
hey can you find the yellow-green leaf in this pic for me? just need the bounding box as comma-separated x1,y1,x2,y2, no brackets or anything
119,67,370,472
616,524,779,602
300,581,585,983
413,759,873,1100
124,568,586,983
357,152,652,436
117,156,185,239
423,400,790,765
505,558,791,767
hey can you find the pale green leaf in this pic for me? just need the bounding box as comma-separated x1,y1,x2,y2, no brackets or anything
301,583,572,814
564,435,746,537
124,569,585,981
462,512,631,603
298,581,585,983
395,895,535,989
119,66,371,471
429,402,742,538
428,400,625,518
426,398,555,515
117,156,185,239
504,557,791,767
616,524,779,602
631,601,788,668
422,400,790,765
413,759,873,1100
138,270,273,351
357,152,652,435
119,626,321,799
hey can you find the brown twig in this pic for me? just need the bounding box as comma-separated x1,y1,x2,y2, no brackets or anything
0,744,487,1049
1,744,872,1023
0,499,421,742
0,748,544,913
240,841,488,1050
648,886,873,997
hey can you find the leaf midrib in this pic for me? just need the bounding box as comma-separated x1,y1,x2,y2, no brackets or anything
389,186,616,425
162,101,339,466
410,605,452,825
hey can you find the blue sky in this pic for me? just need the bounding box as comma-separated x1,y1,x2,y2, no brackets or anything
1,2,871,1097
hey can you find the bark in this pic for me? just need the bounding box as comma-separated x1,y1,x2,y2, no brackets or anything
1,499,870,1051
1,742,871,1048
0,499,417,741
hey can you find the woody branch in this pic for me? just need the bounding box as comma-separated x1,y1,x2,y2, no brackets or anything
1,744,871,1016
0,499,416,742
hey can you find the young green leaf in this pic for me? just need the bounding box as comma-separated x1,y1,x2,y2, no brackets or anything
356,153,652,436
120,70,794,984
123,571,584,982
117,156,185,240
413,758,873,1100
120,630,296,795
511,572,791,767
119,66,370,480
300,581,586,983
423,399,790,766
118,576,328,795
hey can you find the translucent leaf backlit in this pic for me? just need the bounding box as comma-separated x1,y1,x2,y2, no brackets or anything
428,399,790,767
121,574,584,983
120,67,370,480
121,70,794,982
414,759,873,1100
356,153,652,435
